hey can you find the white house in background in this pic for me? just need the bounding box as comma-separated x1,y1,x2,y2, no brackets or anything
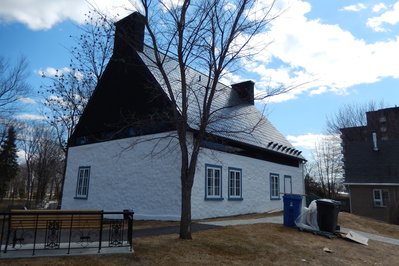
61,12,306,220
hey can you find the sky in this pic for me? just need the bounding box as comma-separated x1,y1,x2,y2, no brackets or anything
0,0,398,159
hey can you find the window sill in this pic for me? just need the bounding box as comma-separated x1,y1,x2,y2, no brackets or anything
74,197,88,200
228,197,243,201
205,197,224,201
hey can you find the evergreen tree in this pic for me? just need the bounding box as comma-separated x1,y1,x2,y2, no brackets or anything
0,126,19,199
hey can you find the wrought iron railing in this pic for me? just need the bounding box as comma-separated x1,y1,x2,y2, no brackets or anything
0,210,134,256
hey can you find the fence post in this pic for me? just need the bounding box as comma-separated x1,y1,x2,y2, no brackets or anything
0,213,5,253
98,210,104,253
3,212,11,253
32,213,39,256
123,209,134,251
67,214,74,254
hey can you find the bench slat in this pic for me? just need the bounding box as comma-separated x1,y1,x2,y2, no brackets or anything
9,210,103,230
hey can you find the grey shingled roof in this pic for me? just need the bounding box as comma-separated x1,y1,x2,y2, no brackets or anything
138,46,303,159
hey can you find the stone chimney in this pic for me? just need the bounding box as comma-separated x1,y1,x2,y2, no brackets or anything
231,81,255,105
113,12,146,58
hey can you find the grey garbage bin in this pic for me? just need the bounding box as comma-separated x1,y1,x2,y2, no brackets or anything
316,199,341,233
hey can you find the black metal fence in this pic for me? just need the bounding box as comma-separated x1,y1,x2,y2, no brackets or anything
0,210,134,256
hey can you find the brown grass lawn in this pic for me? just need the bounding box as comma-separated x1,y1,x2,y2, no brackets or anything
1,212,399,265
339,212,399,239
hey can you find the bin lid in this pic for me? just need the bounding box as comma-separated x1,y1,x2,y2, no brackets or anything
316,199,341,206
283,194,303,200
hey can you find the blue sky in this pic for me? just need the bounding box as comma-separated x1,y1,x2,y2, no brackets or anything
0,0,398,159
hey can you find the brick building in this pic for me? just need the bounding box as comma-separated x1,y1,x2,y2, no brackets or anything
341,107,399,223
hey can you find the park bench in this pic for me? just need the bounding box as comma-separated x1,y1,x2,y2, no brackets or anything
0,209,134,255
7,210,103,249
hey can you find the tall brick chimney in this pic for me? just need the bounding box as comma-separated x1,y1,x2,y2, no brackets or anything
231,81,255,105
113,12,146,58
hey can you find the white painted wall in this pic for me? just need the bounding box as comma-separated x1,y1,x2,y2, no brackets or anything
191,147,305,219
62,131,304,220
62,132,182,220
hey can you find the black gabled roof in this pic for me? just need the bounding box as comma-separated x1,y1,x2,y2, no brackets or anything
69,48,175,146
70,12,304,161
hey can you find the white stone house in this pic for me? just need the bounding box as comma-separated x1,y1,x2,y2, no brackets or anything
61,13,306,220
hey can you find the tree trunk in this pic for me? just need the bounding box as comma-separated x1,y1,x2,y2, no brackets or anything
179,177,192,239
25,163,31,206
178,134,201,240
57,148,68,209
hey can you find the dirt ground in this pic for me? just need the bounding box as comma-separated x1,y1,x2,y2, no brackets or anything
1,212,398,265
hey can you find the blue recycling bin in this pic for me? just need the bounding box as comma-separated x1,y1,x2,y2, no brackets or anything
283,194,303,227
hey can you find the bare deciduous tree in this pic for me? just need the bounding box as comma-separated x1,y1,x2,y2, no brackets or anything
314,101,386,198
132,0,287,239
40,11,115,151
18,123,64,207
0,56,30,115
312,136,343,199
326,100,386,135
39,11,115,207
304,101,388,200
41,72,90,152
20,122,42,205
33,129,64,206
0,56,30,148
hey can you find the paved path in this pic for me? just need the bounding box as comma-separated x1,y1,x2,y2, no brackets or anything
133,216,283,238
198,215,283,226
134,223,219,238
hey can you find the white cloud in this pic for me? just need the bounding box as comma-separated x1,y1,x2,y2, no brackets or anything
16,113,46,121
224,2,237,12
36,67,71,77
286,133,326,151
372,3,387,13
161,0,184,11
243,0,399,102
367,1,399,32
309,86,327,96
0,0,134,30
17,150,26,164
341,3,367,12
251,63,318,103
18,97,37,104
36,67,84,80
220,70,244,86
73,71,84,80
5,0,399,105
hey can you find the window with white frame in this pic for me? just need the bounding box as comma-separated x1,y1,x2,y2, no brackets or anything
373,189,389,207
75,166,90,199
228,168,242,199
270,173,280,199
206,165,222,199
